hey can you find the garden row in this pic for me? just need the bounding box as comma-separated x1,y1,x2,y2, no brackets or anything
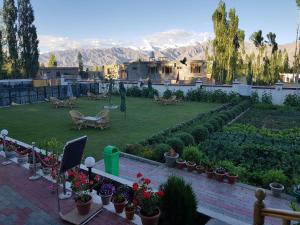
198,123,300,194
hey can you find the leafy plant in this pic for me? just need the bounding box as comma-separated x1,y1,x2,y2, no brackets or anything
284,94,300,107
163,89,172,99
182,146,204,164
166,138,184,155
262,170,288,186
175,132,195,146
261,91,272,104
191,126,209,143
154,143,171,161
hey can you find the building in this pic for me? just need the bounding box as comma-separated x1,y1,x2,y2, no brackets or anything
280,73,300,83
38,67,79,79
125,56,207,82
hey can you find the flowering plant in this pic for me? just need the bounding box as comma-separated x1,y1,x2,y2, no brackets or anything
99,183,115,196
132,172,164,217
69,170,100,203
113,185,129,203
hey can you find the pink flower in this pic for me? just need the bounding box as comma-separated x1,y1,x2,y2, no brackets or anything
132,183,139,192
137,172,143,178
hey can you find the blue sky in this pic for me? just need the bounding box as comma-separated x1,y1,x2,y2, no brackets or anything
4,0,299,52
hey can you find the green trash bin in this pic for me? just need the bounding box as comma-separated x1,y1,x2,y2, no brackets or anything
103,145,120,176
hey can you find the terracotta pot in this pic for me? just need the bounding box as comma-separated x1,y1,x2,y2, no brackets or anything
214,172,226,182
186,162,196,172
100,194,112,205
125,208,135,220
227,174,238,184
140,208,160,225
176,159,186,170
113,199,126,213
206,170,214,179
76,198,92,215
196,165,205,174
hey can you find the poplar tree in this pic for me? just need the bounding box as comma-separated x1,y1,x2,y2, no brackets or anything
18,0,39,78
3,0,18,76
77,51,83,74
283,50,290,73
48,53,57,67
0,31,4,78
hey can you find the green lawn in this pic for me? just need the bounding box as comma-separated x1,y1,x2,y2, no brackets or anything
0,97,219,159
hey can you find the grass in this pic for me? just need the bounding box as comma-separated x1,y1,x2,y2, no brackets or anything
0,96,220,160
235,104,300,130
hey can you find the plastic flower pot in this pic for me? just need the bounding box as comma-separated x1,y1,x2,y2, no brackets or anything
269,183,284,197
140,208,160,225
196,165,205,174
294,189,300,203
206,170,214,179
176,159,186,170
226,173,238,184
186,161,196,172
100,194,112,205
113,199,126,213
164,152,179,168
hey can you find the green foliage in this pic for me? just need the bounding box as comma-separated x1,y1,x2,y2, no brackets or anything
261,92,272,104
182,146,204,164
139,148,156,160
154,143,171,162
48,53,57,67
18,0,39,77
191,126,209,143
163,89,172,99
78,52,83,72
166,138,184,155
186,88,238,103
262,170,288,186
159,176,197,225
124,144,144,155
250,92,259,104
126,86,142,97
284,94,300,107
173,90,184,100
126,86,158,98
175,132,195,146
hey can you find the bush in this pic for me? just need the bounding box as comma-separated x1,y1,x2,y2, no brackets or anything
173,90,184,100
175,132,195,146
138,148,156,160
159,176,197,225
154,143,171,162
163,89,172,99
126,86,142,97
208,119,221,132
124,144,144,155
251,92,259,104
262,92,272,104
262,170,288,187
166,138,184,155
284,94,300,107
182,146,204,164
202,123,215,133
191,126,209,143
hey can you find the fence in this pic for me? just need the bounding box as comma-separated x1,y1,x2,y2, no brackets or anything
0,82,99,107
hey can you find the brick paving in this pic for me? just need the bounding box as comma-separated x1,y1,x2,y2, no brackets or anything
95,156,297,225
0,157,135,225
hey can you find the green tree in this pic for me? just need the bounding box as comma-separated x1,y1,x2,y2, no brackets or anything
18,0,39,78
77,51,83,73
0,30,5,78
48,53,57,67
283,50,290,73
3,0,18,76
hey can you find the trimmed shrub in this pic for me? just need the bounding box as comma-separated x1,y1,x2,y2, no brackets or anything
262,92,272,104
154,143,171,162
203,123,215,133
138,148,156,160
262,170,288,187
159,176,197,225
126,86,141,97
175,132,195,146
174,90,184,100
191,126,209,143
124,144,144,155
163,89,172,99
182,146,204,164
208,119,221,132
284,94,300,107
166,138,184,155
251,92,259,104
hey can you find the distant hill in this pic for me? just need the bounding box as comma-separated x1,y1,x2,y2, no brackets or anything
39,42,296,67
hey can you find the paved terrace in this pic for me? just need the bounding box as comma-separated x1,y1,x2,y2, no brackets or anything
95,154,296,225
0,157,136,225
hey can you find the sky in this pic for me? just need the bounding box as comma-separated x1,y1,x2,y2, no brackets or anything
4,0,298,53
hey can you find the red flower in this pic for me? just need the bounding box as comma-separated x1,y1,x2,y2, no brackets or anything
144,178,151,185
67,170,75,177
94,175,101,182
75,181,81,188
143,191,151,199
132,183,139,192
89,180,94,185
156,190,164,198
137,172,143,178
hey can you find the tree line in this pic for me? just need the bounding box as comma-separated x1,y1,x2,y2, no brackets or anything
0,0,38,79
209,1,293,85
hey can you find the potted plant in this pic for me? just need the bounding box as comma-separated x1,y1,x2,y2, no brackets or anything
164,148,179,167
98,183,114,205
133,172,164,225
182,146,203,172
185,161,196,172
4,142,16,159
125,203,135,220
195,164,205,174
176,158,186,170
263,169,287,197
226,168,238,185
214,167,226,182
205,162,215,179
112,185,127,214
15,146,29,164
70,171,93,215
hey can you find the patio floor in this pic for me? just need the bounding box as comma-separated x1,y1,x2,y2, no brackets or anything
0,157,135,225
95,155,296,225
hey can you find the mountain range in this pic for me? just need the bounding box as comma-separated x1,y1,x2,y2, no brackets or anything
39,42,296,68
